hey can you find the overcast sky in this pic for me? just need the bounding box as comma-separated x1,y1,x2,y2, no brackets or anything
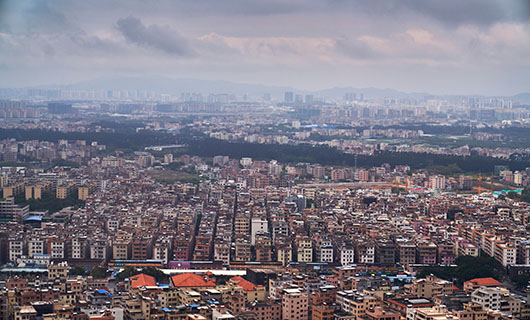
0,0,529,95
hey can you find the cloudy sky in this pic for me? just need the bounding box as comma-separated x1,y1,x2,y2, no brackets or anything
0,0,529,95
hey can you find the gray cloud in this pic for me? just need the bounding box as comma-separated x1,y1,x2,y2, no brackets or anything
325,0,530,27
113,0,529,25
136,0,530,26
0,0,529,95
67,31,124,55
174,0,305,16
0,1,78,34
26,2,74,33
401,0,529,26
334,38,381,60
116,16,194,56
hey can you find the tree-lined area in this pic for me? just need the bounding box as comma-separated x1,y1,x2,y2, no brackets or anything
2,127,530,174
0,128,178,152
416,255,506,287
185,137,530,173
14,193,84,213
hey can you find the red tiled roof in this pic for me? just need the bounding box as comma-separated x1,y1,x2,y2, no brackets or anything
171,273,216,287
130,273,156,288
466,277,501,286
230,276,256,291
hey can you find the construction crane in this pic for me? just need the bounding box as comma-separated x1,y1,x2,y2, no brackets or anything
389,178,408,192
474,172,495,194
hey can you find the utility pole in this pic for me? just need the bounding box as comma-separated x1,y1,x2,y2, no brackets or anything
478,174,482,195
490,172,494,194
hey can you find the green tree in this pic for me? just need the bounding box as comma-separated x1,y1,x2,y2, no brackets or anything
507,191,519,199
391,187,406,194
69,266,87,276
90,266,108,279
116,266,168,283
417,255,505,286
511,275,530,289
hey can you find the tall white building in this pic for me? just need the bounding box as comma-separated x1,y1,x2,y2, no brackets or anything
429,175,446,190
240,157,253,168
48,238,65,259
471,286,520,315
9,239,24,262
340,247,355,266
319,245,334,263
28,238,45,258
251,217,268,245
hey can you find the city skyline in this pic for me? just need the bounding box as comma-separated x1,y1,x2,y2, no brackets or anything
0,0,529,95
3,2,530,319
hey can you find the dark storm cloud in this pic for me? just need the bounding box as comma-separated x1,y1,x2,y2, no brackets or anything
116,16,194,56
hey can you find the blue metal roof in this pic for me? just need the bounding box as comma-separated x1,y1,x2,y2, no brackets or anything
24,216,42,221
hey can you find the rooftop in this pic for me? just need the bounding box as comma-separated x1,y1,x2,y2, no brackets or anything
171,273,216,288
130,273,156,288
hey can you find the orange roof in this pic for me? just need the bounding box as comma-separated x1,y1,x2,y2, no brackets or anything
466,277,501,286
230,276,256,291
171,273,216,288
130,273,156,288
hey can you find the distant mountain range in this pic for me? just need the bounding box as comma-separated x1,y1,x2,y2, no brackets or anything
12,75,530,101
512,92,530,102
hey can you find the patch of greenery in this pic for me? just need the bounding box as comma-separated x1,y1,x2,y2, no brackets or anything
116,266,168,283
15,193,84,214
506,187,530,203
148,168,200,184
167,162,185,170
511,274,530,289
69,266,88,276
417,255,506,286
0,161,29,167
0,128,178,152
391,187,406,194
90,266,109,279
184,137,530,174
426,164,464,176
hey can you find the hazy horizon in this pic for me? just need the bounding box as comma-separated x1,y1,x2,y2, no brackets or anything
1,0,529,96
